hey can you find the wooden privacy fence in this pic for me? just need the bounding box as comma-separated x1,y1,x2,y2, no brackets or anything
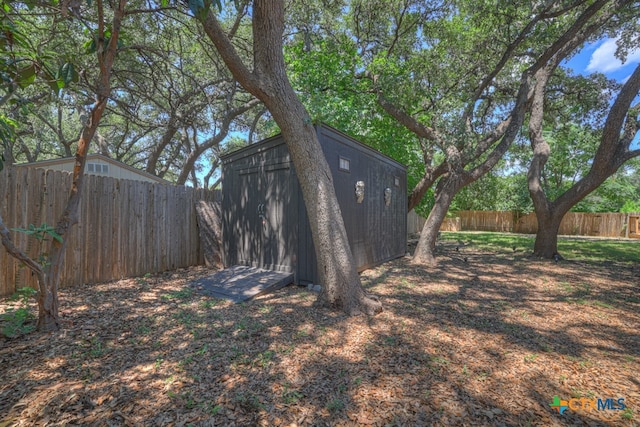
407,210,426,235
0,166,218,297
431,210,638,238
408,210,460,233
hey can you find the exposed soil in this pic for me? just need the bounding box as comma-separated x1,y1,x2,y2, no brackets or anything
1,242,639,426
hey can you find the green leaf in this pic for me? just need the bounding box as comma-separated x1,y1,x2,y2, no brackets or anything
0,115,16,147
48,230,63,243
16,64,36,88
59,62,77,85
83,38,97,54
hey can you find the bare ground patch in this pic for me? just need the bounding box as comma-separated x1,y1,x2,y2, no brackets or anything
1,247,639,426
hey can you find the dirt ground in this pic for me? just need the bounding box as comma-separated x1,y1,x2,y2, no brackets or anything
1,242,639,426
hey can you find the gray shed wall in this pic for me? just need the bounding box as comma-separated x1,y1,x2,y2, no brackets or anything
221,123,407,285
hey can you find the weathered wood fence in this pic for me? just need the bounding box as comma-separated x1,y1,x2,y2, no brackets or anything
1,166,218,297
408,209,639,238
407,210,426,235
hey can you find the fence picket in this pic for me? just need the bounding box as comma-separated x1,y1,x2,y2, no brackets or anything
437,210,634,238
0,166,217,297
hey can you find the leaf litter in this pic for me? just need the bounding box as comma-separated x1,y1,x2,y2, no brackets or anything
0,245,638,426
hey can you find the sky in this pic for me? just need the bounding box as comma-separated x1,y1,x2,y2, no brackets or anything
563,37,640,151
565,37,640,82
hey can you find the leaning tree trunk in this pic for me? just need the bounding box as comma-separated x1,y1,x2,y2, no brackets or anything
198,0,381,315
412,174,462,266
263,94,382,315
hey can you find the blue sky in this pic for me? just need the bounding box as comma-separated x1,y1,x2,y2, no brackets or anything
564,37,640,151
565,37,640,82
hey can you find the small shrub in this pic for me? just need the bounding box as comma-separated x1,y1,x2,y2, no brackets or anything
1,287,37,338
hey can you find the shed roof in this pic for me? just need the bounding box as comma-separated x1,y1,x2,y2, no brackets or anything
221,122,406,170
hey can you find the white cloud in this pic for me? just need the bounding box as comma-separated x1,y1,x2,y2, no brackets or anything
586,38,640,74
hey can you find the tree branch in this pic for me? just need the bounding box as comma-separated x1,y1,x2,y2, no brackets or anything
0,211,44,279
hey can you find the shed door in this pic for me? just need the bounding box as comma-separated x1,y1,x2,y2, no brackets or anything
237,171,262,268
237,166,292,272
262,167,291,271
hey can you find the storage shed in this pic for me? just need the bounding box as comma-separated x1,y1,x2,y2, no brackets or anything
221,123,407,286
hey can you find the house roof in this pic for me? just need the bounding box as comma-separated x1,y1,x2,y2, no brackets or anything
15,153,170,184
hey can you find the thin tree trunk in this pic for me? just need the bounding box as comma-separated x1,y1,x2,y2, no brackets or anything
412,175,460,266
0,0,125,332
36,85,110,331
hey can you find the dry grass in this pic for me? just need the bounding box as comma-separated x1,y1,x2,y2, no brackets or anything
1,243,639,426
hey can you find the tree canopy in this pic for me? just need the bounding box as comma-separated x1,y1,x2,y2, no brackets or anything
1,0,639,302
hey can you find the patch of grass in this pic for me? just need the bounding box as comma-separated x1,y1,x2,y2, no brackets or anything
204,403,223,415
462,364,469,376
440,231,640,263
590,300,614,309
296,327,310,338
281,384,303,404
136,273,151,290
539,342,553,353
195,344,208,356
578,359,593,369
173,309,199,327
1,287,36,338
430,356,449,368
477,372,489,381
523,354,538,363
440,232,533,254
199,299,219,309
253,350,275,368
162,288,192,301
182,392,197,409
570,388,596,399
258,305,273,314
179,355,194,367
326,398,345,412
621,407,634,420
382,335,398,346
89,338,105,358
234,391,265,411
557,282,573,293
